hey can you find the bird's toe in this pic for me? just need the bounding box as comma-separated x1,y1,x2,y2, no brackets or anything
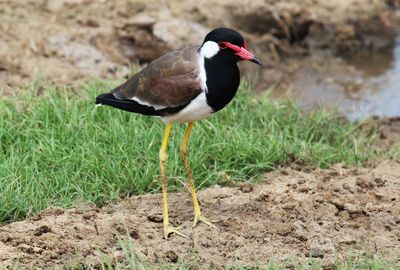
164,224,188,239
193,214,218,229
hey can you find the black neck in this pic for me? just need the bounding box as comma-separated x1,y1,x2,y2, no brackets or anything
204,58,240,112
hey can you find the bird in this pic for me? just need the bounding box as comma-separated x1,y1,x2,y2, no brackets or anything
95,27,262,239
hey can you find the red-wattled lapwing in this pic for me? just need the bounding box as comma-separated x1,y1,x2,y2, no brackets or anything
96,28,262,239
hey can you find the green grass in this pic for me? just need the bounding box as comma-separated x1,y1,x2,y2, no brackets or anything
0,81,379,223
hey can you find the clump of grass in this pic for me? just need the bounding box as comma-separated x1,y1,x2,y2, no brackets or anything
387,142,400,160
0,81,378,223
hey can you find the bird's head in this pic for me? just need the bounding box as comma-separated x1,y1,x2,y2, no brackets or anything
200,28,262,66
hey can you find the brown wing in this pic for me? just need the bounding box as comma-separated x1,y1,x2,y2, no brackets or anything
112,46,202,108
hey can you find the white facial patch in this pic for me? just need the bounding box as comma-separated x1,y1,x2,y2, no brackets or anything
197,54,207,91
199,41,219,59
197,41,220,92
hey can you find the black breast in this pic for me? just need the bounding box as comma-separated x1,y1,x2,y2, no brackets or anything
204,58,240,112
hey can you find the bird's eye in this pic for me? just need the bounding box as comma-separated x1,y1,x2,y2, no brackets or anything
218,43,227,49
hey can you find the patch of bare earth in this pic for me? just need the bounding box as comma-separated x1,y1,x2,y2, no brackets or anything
1,161,399,268
368,117,400,149
1,0,398,94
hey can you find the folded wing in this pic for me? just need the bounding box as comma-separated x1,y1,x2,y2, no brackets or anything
111,46,203,112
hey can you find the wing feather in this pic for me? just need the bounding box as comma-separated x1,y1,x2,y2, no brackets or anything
112,46,203,108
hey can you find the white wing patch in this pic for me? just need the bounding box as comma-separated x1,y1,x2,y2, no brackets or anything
130,96,167,110
161,92,214,124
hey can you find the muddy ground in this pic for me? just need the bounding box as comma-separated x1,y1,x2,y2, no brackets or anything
1,160,399,268
1,0,399,93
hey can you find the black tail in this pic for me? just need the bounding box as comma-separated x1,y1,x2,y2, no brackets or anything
95,93,160,116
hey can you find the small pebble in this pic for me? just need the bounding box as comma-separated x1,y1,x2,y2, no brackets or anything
238,182,253,193
33,225,52,236
164,250,178,263
147,213,163,223
305,247,324,258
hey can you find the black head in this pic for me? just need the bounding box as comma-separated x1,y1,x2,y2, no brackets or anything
200,28,262,66
203,28,245,48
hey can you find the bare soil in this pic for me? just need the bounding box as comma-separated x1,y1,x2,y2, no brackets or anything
1,160,399,269
1,0,398,93
369,117,400,149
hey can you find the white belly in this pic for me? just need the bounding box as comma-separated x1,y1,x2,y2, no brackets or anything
161,92,214,124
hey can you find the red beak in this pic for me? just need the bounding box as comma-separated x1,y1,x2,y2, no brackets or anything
235,47,263,65
219,41,263,66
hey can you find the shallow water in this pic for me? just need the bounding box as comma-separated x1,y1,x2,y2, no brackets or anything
343,34,400,120
283,34,400,121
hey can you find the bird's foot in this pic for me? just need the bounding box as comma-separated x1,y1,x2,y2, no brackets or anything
164,224,188,239
193,213,218,229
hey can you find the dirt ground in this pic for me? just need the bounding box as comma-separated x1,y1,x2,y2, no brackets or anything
367,117,400,149
1,0,398,93
1,160,399,268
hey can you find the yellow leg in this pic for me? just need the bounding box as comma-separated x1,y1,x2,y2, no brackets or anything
159,124,187,239
180,122,217,229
